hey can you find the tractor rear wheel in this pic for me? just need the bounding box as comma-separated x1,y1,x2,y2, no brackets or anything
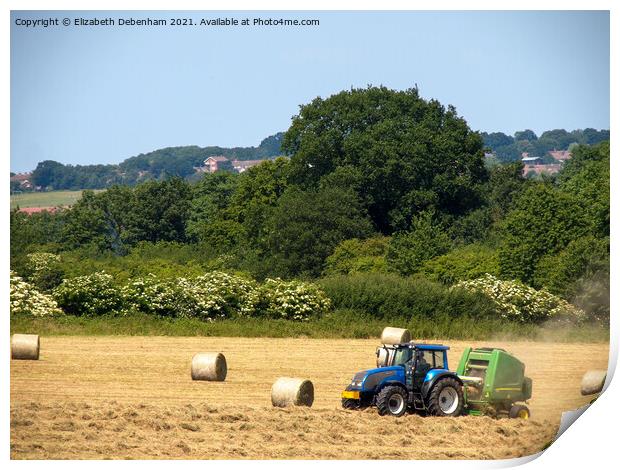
376,386,408,417
427,378,464,417
509,404,530,419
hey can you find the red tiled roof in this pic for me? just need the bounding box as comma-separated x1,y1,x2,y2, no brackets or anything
10,172,32,182
18,207,59,215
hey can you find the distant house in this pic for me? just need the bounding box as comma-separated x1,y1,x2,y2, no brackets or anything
521,149,572,177
548,150,571,162
231,159,265,173
10,172,34,190
195,156,268,174
203,156,231,173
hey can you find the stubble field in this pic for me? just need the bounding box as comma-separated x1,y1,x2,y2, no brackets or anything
10,336,609,460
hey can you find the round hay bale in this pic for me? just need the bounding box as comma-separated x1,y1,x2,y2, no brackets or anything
271,377,314,407
381,327,411,345
581,370,607,395
11,334,40,360
191,352,227,381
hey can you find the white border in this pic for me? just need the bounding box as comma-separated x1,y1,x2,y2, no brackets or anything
3,1,616,469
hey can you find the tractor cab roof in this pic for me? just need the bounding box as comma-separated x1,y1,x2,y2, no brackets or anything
385,343,450,351
413,343,450,351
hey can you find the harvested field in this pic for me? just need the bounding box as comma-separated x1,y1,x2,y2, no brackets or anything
10,336,609,460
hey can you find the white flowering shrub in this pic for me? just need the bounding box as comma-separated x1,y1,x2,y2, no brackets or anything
191,272,257,317
10,271,63,317
455,274,585,323
122,275,182,317
122,271,255,320
24,252,64,291
53,272,124,316
241,278,332,321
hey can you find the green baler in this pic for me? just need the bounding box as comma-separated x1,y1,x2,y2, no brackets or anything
456,347,532,419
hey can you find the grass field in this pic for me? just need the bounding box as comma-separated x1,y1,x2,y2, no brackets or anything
10,336,609,459
10,190,103,210
10,313,611,342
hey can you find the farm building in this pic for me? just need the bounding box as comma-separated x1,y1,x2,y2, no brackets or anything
203,156,231,173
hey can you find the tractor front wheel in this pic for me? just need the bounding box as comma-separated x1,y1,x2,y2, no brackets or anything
427,378,464,417
509,404,530,419
376,386,408,417
341,399,359,410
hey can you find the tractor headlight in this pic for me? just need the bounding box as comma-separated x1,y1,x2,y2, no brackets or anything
351,380,363,388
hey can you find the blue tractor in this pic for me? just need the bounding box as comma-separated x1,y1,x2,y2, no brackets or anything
341,342,464,417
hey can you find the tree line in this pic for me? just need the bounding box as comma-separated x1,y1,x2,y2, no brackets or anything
481,128,609,163
19,133,284,191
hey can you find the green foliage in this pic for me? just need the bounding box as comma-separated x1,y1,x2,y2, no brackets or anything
61,178,192,253
419,244,499,284
283,86,488,233
10,209,65,265
242,278,332,321
10,271,63,317
386,212,451,276
455,274,585,324
486,162,527,220
557,141,609,237
10,310,610,342
29,133,284,190
22,252,65,292
324,236,389,276
534,236,609,295
498,183,589,284
447,208,493,244
130,177,193,244
514,129,538,142
58,242,209,284
228,157,290,249
187,172,240,244
53,272,125,316
534,236,609,322
265,185,373,278
319,272,498,320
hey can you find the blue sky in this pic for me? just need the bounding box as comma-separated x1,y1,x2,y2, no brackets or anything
10,10,610,172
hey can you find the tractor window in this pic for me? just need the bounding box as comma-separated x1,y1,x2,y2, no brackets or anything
393,348,413,366
432,351,446,370
418,350,446,370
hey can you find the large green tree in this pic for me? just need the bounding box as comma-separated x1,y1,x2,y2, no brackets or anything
264,185,373,278
282,86,488,233
61,178,192,253
557,141,609,238
498,184,590,284
187,172,240,243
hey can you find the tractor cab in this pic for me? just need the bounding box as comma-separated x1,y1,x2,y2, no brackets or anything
377,343,449,376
